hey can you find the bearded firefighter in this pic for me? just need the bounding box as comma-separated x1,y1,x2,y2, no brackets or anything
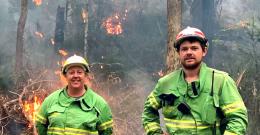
142,27,248,135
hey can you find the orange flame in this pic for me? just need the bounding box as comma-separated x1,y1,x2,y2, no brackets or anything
23,96,42,127
35,31,44,38
225,20,249,30
102,13,123,35
50,38,55,45
33,0,42,6
102,10,128,35
59,49,68,56
55,70,67,86
81,9,88,23
158,69,164,77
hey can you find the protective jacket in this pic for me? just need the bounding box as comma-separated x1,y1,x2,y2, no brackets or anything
142,63,248,135
36,87,113,135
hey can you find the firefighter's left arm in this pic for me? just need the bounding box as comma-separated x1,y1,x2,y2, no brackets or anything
35,99,49,135
142,81,164,135
97,103,113,135
219,75,248,135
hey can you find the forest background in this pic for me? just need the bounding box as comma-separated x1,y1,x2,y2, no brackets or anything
0,0,259,134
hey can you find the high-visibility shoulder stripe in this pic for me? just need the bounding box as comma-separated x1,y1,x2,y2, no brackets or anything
222,101,246,114
48,127,98,135
224,130,237,135
222,101,244,109
144,122,161,133
98,120,113,130
148,92,160,109
35,114,47,124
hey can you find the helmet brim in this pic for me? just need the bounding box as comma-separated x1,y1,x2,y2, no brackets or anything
175,36,207,49
62,63,90,74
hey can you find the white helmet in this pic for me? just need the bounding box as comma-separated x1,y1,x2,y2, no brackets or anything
174,26,208,49
61,55,90,74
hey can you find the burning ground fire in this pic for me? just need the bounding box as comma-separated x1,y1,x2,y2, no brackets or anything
20,50,69,128
102,10,128,35
23,95,42,127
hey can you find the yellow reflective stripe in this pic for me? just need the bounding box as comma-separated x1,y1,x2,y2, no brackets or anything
224,130,237,135
35,114,47,124
48,127,98,135
222,101,246,114
98,120,113,130
144,122,161,133
148,92,160,109
164,118,197,123
164,118,216,129
165,123,210,129
47,131,91,135
65,127,98,134
47,131,64,135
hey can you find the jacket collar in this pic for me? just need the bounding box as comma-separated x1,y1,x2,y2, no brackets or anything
177,62,209,95
58,86,96,111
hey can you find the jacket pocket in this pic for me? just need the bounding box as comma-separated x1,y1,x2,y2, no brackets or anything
47,104,66,127
201,94,219,124
82,109,99,131
160,92,181,119
83,119,98,131
162,105,180,119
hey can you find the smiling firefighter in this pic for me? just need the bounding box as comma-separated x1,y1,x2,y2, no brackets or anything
36,55,113,135
142,27,248,135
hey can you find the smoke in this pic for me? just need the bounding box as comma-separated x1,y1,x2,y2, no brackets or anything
0,1,16,55
220,0,260,25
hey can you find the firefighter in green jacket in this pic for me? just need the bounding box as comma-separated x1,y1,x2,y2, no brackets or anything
36,55,113,135
142,27,248,135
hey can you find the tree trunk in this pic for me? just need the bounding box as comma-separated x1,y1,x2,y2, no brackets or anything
83,2,89,58
202,0,216,67
165,0,182,74
15,0,28,73
65,0,87,56
54,6,65,53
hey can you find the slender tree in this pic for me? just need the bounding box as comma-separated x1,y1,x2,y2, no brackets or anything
165,0,182,74
15,0,28,72
83,2,89,58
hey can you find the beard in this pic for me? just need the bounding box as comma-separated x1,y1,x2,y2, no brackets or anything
181,59,202,70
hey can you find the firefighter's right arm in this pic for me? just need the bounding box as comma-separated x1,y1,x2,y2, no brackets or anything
142,83,163,135
35,99,49,135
